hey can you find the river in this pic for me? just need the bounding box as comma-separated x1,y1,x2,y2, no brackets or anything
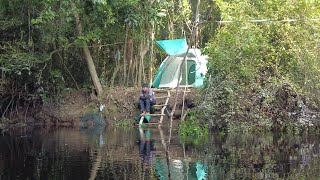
0,125,319,179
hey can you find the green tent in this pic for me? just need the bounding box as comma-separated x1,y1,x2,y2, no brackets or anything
152,38,208,88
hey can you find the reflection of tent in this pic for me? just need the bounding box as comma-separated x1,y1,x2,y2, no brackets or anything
155,159,207,180
152,38,208,88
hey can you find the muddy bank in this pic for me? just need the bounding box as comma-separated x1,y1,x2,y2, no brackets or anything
31,87,196,126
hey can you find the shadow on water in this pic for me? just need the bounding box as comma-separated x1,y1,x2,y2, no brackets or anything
0,124,319,179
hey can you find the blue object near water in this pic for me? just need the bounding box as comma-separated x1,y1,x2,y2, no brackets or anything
134,115,151,123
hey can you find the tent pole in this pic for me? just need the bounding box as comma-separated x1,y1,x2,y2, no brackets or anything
181,59,188,120
169,47,189,125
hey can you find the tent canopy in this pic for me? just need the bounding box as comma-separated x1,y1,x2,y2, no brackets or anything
156,38,188,55
153,38,207,88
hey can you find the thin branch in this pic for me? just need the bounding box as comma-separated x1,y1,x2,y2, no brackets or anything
67,42,126,48
58,51,80,90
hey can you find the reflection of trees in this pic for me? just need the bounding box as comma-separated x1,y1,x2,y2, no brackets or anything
0,127,92,179
0,127,138,179
87,126,141,179
86,128,104,180
1,127,319,179
0,127,49,179
196,131,320,179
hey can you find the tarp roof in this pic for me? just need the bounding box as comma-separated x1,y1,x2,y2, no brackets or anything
156,38,188,55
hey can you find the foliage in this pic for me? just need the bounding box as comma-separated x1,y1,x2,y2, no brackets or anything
179,111,209,144
2,0,319,131
114,119,132,128
198,69,238,128
1,0,220,120
198,0,320,130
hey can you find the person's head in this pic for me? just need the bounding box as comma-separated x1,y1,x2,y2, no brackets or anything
142,83,149,92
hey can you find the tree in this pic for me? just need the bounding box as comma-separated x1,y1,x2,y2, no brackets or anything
199,0,320,127
71,1,103,97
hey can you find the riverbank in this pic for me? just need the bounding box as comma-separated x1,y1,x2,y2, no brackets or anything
1,85,319,132
0,87,196,128
193,78,320,133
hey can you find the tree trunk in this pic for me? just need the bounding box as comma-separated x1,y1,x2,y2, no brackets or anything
168,18,174,39
126,39,133,86
138,41,143,86
195,0,201,47
168,0,175,39
149,24,155,86
123,24,129,85
83,47,104,96
135,55,139,87
71,2,103,97
138,40,148,86
110,65,120,87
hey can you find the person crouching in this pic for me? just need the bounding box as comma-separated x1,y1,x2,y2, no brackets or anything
139,83,156,114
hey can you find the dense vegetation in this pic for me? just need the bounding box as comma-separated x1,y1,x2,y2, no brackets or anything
1,0,319,131
195,0,320,131
0,0,218,119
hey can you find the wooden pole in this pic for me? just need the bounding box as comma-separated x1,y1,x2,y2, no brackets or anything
159,90,170,124
170,0,201,123
181,56,188,120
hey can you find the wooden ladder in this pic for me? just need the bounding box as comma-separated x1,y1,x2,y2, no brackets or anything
139,90,171,125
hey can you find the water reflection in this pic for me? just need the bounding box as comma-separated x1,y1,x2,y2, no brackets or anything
138,127,156,168
0,126,319,179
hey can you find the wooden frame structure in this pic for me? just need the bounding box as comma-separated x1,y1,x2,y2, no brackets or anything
139,90,171,125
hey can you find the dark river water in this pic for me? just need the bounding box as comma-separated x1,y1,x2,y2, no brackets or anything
0,125,319,180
